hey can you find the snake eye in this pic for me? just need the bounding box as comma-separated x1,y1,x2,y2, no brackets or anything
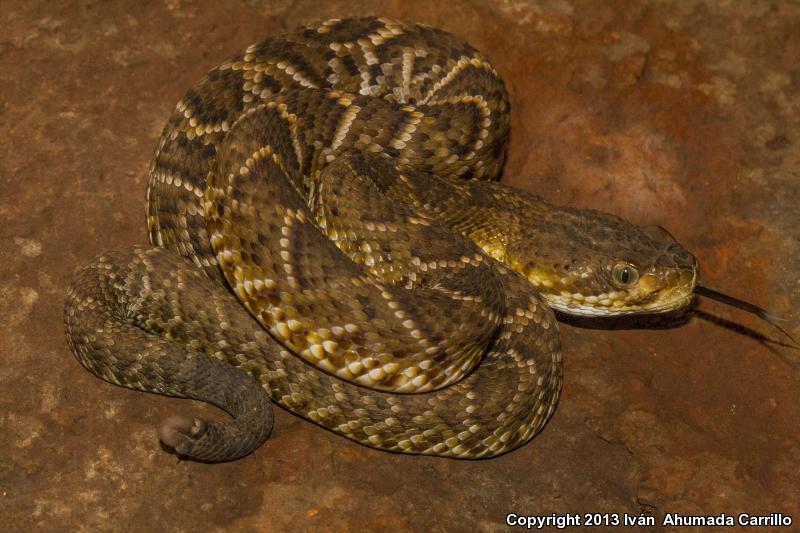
611,262,639,288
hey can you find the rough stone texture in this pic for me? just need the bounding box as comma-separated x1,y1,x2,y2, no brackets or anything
1,1,798,531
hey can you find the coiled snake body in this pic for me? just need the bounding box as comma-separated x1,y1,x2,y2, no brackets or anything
64,18,697,461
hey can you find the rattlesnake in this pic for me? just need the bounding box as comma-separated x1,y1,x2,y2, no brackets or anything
64,17,698,461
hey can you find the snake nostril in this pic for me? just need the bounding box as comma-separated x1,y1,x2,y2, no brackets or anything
663,244,695,268
666,243,682,254
680,251,697,269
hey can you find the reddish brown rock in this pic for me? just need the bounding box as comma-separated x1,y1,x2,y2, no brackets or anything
2,1,797,531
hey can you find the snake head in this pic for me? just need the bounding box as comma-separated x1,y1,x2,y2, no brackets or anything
508,205,699,317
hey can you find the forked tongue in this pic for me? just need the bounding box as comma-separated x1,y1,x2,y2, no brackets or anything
695,285,796,345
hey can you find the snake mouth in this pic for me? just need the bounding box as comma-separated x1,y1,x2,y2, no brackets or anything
543,267,698,317
546,295,694,317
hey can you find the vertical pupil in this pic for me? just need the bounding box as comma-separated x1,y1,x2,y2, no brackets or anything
620,267,630,284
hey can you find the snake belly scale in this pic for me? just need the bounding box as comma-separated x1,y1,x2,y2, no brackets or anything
64,17,573,460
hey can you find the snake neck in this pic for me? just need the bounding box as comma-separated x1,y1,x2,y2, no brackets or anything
381,172,698,316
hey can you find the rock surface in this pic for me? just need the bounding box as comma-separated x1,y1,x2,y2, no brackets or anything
1,1,798,531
